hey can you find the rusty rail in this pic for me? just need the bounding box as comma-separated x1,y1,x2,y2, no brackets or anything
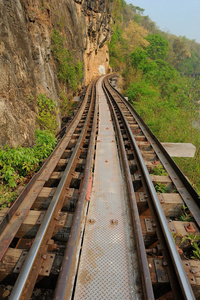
0,90,85,237
53,79,98,300
103,81,154,300
103,76,196,300
9,80,97,300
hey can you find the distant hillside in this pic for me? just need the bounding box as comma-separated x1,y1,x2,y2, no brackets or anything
109,0,200,77
109,0,200,192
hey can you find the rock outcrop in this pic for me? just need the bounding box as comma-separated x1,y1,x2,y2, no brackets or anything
0,0,111,147
79,0,111,83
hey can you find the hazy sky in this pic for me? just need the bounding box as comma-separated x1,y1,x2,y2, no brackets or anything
126,0,200,43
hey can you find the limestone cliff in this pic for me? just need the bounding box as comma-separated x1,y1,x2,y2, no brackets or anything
0,0,111,147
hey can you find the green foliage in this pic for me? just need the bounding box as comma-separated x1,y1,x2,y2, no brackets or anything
181,234,200,245
37,94,59,134
34,129,57,160
130,48,150,70
51,29,83,91
109,0,124,20
174,148,200,195
0,130,57,191
152,59,179,94
191,242,200,260
127,4,143,13
179,204,194,222
59,89,77,117
181,234,200,260
122,20,149,52
152,166,168,176
108,0,200,193
154,183,168,193
145,34,169,60
130,48,179,94
127,45,200,149
127,79,159,102
57,17,65,29
0,185,19,209
110,0,200,78
108,1,148,71
109,24,125,70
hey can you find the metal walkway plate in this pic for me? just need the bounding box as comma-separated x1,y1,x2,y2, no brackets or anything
74,77,141,300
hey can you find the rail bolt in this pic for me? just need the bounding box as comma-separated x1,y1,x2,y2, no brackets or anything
185,223,196,233
47,239,57,251
110,219,118,225
89,218,95,224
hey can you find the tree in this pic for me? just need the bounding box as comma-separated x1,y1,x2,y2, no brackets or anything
145,34,169,60
130,48,148,69
172,38,191,71
122,20,149,53
128,4,145,15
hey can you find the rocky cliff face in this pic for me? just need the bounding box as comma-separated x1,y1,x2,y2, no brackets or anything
0,0,111,147
80,0,111,83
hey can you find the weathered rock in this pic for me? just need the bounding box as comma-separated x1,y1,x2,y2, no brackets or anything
80,0,111,83
0,0,111,147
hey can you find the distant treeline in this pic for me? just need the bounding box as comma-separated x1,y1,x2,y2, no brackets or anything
109,0,200,193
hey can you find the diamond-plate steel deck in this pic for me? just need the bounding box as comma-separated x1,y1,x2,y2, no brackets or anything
74,77,141,300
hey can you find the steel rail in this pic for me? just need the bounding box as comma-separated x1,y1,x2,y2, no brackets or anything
54,79,98,300
0,82,93,264
107,75,200,225
0,86,89,236
9,80,96,300
104,77,196,300
102,80,154,300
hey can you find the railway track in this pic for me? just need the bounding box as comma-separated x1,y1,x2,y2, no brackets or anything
103,75,200,299
0,75,199,299
0,79,98,299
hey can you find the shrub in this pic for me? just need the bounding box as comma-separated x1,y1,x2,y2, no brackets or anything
59,89,77,117
0,130,57,208
37,94,59,134
51,29,83,91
